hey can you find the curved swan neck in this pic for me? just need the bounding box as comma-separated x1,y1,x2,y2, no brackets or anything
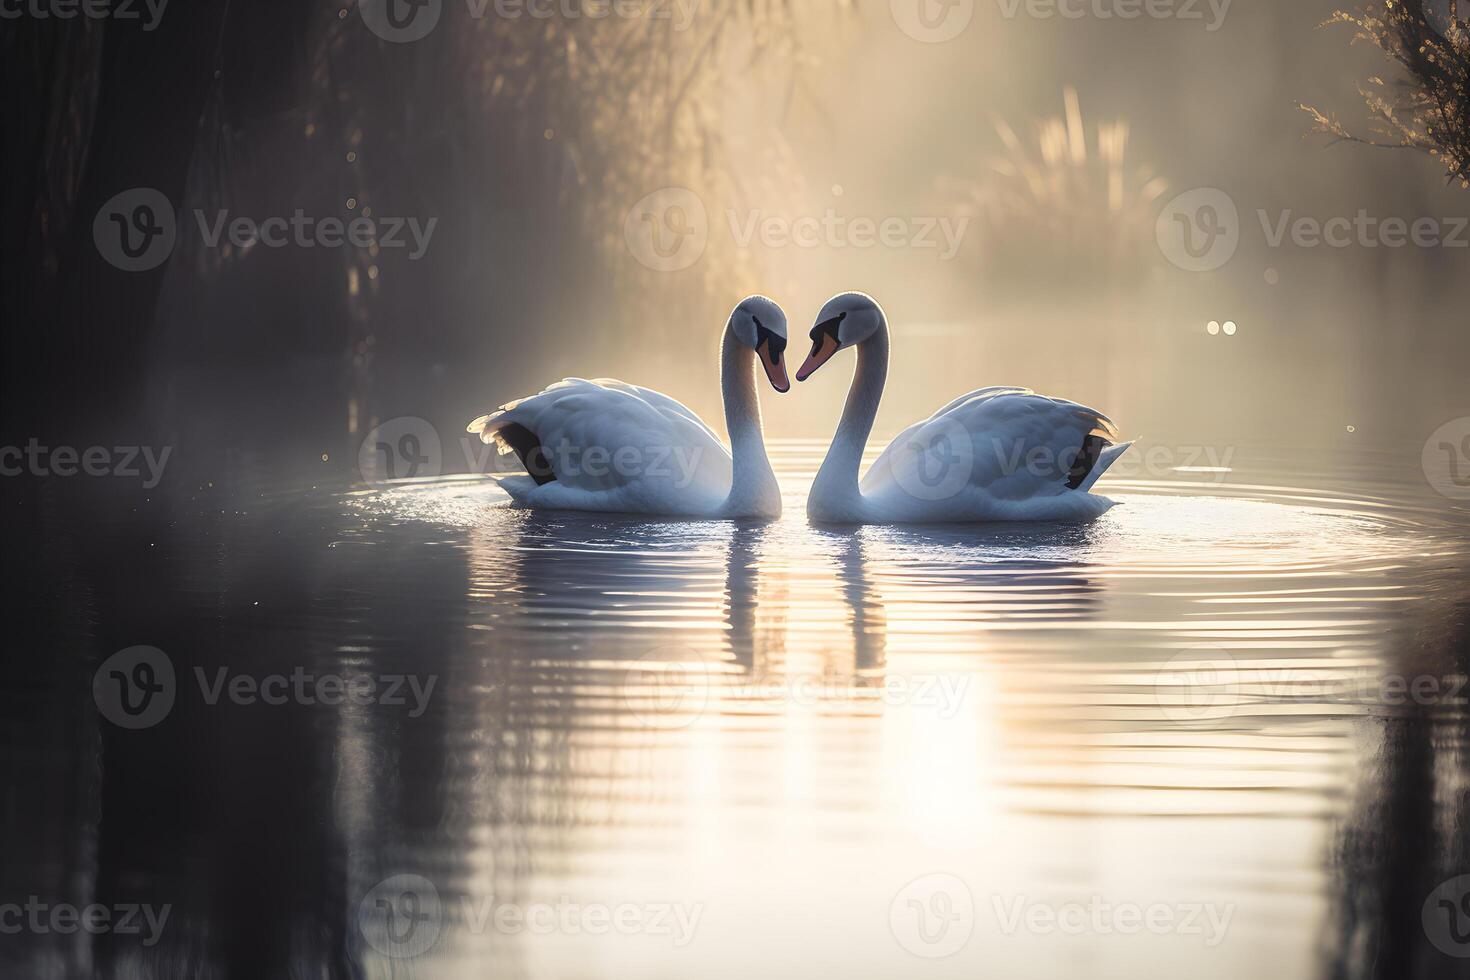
720,324,780,517
811,321,889,517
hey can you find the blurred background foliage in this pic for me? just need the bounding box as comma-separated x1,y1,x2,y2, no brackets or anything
3,0,820,457
2,0,1467,477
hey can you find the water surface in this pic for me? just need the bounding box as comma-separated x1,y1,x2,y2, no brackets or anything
5,440,1468,978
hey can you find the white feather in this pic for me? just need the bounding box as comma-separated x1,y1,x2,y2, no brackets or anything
467,377,734,515
859,389,1127,522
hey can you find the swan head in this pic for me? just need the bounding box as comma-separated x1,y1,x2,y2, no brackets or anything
795,291,885,382
728,294,790,393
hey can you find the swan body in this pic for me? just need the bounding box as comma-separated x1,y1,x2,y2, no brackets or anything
469,377,735,514
797,293,1130,524
845,386,1129,523
467,296,790,518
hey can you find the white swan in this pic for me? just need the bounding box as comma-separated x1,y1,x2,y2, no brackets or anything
795,292,1131,524
467,295,790,518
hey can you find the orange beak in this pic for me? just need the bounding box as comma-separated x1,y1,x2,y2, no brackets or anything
796,331,841,382
757,338,790,392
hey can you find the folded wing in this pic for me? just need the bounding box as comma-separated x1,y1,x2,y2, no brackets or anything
467,378,732,503
863,387,1124,518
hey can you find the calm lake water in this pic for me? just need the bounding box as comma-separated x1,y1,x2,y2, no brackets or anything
5,438,1469,978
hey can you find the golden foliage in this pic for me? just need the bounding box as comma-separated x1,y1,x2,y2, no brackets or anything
1302,1,1470,188
945,87,1168,292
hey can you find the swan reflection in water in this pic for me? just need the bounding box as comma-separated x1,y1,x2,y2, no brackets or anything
454,504,1106,731
12,447,1468,979
332,466,1468,980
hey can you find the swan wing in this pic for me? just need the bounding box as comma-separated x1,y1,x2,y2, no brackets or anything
862,388,1125,521
467,378,732,509
587,378,724,447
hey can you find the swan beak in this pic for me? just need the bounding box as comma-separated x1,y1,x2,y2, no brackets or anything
757,338,790,393
795,331,841,382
